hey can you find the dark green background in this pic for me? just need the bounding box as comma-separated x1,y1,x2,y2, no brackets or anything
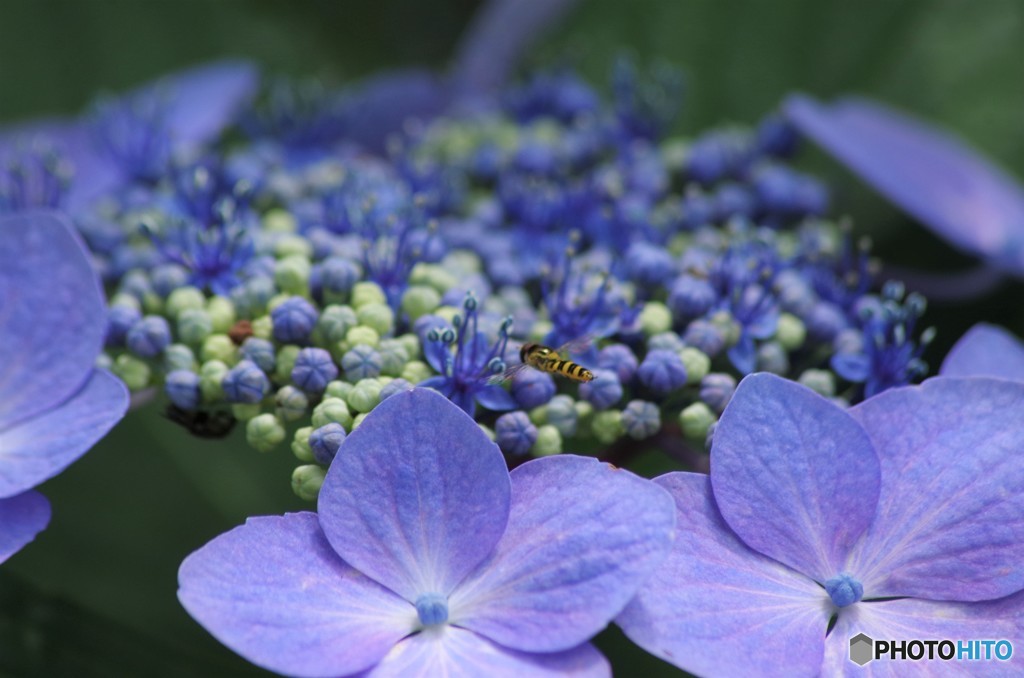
2,1,1023,675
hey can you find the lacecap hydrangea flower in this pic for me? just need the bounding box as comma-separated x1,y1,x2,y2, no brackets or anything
617,373,1024,676
178,387,676,676
0,211,128,563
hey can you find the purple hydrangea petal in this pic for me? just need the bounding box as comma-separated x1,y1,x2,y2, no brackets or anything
824,591,1024,675
0,211,107,431
474,384,517,411
318,388,511,602
940,323,1024,380
178,512,414,678
145,60,260,147
451,455,676,653
711,373,880,582
617,473,827,678
0,491,51,564
847,377,1024,601
0,369,128,497
368,628,609,678
785,95,1024,273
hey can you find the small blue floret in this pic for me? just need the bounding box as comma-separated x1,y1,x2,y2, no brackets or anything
222,360,270,404
824,573,864,608
414,593,449,627
309,423,346,465
126,315,172,358
271,296,318,343
291,347,338,393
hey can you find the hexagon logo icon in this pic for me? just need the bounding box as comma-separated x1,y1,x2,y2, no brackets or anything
849,633,874,666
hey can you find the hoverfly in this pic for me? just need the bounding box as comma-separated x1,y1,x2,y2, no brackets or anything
164,404,237,439
490,336,596,384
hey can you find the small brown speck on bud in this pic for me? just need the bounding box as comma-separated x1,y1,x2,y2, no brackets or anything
229,320,254,345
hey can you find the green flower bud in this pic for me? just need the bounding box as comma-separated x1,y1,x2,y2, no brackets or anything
166,286,206,319
267,293,292,313
201,334,237,364
356,303,394,337
109,293,141,312
680,401,716,442
269,344,300,383
274,234,313,260
478,423,496,441
177,308,213,346
351,412,368,430
275,385,309,421
410,263,457,293
251,315,273,340
246,413,286,453
396,333,420,359
433,305,460,325
591,410,624,445
141,291,163,315
528,405,547,426
95,353,113,371
529,319,554,343
263,208,297,233
314,305,358,347
347,378,383,413
291,426,315,462
206,296,237,333
199,360,230,402
639,301,672,337
709,310,741,346
442,250,482,274
324,380,354,400
274,255,311,296
377,339,410,377
400,360,431,384
112,354,151,391
776,313,807,351
164,343,197,373
531,424,562,457
401,285,442,322
344,325,380,349
574,399,594,423
798,369,836,397
679,347,711,384
291,464,327,502
232,403,262,421
312,397,352,429
351,281,387,309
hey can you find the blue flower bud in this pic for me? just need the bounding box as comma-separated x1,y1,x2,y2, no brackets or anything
126,315,172,358
625,242,675,287
756,341,789,375
239,337,277,373
379,378,413,401
271,296,318,343
165,370,201,410
230,275,276,318
621,400,661,440
546,394,578,437
683,319,726,357
700,373,737,414
597,343,638,384
774,270,815,316
805,301,848,343
714,183,756,220
319,257,360,303
292,347,339,393
636,349,687,395
578,369,623,410
309,422,346,465
824,573,864,608
668,276,716,321
221,359,270,404
106,304,142,347
647,331,685,353
495,411,537,456
150,263,189,298
511,368,556,409
341,344,382,381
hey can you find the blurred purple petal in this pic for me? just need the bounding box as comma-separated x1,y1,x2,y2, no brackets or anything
0,491,50,564
474,384,517,411
824,591,1024,674
785,95,1024,274
370,628,610,677
452,455,676,653
940,323,1024,380
0,211,107,430
178,512,414,677
711,374,880,582
452,0,582,99
318,388,511,601
848,378,1024,601
617,474,827,678
342,70,448,154
0,369,128,497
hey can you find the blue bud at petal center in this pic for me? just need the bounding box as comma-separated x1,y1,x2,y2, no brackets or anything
415,593,449,627
825,573,864,608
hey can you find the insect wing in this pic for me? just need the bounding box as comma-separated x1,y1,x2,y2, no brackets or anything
487,361,532,385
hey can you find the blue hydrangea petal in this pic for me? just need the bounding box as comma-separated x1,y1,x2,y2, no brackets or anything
178,512,414,677
711,374,880,583
847,377,1024,601
0,212,107,431
370,627,610,677
318,388,511,602
474,384,517,412
0,491,50,564
823,590,1024,675
0,369,128,497
617,473,827,678
450,455,675,653
940,323,1024,380
785,95,1024,273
